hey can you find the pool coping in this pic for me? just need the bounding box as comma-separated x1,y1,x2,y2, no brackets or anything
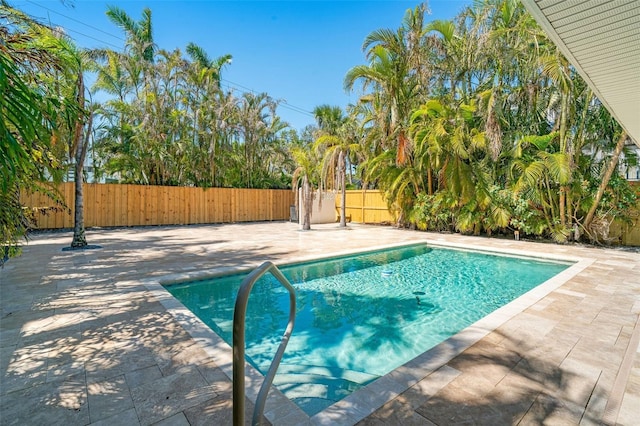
142,239,595,425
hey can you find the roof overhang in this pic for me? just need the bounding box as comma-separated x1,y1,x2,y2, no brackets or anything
521,0,640,147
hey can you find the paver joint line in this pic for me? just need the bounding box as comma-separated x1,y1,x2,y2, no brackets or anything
602,312,640,425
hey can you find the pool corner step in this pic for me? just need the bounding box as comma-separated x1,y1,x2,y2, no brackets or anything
272,364,380,416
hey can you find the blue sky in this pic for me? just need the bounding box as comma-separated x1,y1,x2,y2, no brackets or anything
15,0,471,131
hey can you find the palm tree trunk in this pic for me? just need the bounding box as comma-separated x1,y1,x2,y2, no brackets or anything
339,151,347,228
71,116,93,246
559,187,566,227
558,90,570,227
71,74,90,248
583,132,627,233
302,176,312,231
71,147,87,247
544,175,557,220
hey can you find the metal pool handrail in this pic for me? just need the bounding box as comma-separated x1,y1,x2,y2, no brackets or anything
233,261,296,426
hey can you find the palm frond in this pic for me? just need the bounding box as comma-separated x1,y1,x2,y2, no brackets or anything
426,19,456,42
186,42,210,68
513,160,545,194
363,28,399,54
541,151,571,185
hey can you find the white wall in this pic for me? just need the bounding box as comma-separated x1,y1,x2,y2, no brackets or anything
298,190,337,225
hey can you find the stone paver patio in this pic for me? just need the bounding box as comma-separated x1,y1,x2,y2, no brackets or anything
1,222,638,425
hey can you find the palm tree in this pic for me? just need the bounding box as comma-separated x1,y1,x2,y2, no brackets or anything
90,49,134,182
235,92,280,188
67,58,95,248
411,99,488,215
313,105,351,227
291,146,319,230
538,52,571,229
106,6,155,64
509,132,572,241
424,19,465,101
582,131,629,238
1,5,94,249
92,49,131,103
345,40,418,166
102,6,160,184
201,91,238,187
184,43,232,184
401,3,432,93
30,25,96,248
186,42,232,90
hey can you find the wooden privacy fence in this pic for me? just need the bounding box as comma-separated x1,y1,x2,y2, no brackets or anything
610,212,640,246
610,182,640,246
20,183,639,246
335,190,395,224
22,183,295,229
339,188,640,246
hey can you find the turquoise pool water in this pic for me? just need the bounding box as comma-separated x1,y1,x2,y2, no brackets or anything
165,244,570,416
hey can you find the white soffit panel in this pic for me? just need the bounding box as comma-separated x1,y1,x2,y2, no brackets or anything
521,0,640,147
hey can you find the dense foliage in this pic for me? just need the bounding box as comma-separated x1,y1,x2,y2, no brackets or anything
1,3,73,261
2,0,638,258
344,0,637,242
91,6,297,189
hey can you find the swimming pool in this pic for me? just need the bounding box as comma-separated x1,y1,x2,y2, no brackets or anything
165,244,571,416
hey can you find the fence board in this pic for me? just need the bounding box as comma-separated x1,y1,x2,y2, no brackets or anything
197,187,205,224
62,184,74,228
186,187,194,224
204,188,214,222
114,185,125,226
84,183,94,227
61,184,73,229
126,185,135,226
129,185,138,226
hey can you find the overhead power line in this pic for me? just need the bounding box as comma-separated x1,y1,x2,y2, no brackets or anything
222,78,315,118
25,0,124,41
57,27,123,50
20,0,316,120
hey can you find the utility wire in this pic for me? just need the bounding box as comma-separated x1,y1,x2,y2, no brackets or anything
57,26,123,50
20,0,316,119
24,0,124,41
222,78,315,117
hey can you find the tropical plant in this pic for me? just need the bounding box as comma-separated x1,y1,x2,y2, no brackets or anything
106,6,155,64
313,105,350,227
94,6,295,189
348,0,637,243
1,3,67,261
582,132,630,239
345,27,420,166
291,145,319,231
46,33,95,248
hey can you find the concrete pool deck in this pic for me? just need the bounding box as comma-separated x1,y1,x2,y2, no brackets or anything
0,222,638,425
